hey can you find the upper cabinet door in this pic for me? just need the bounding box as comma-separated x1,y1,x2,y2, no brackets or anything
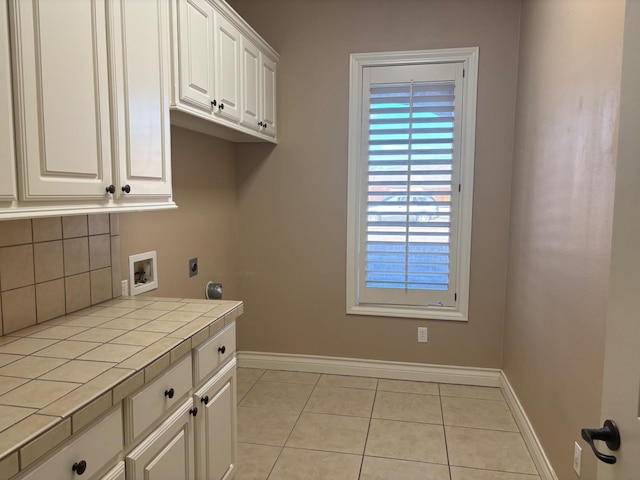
213,13,241,123
108,0,172,198
240,36,260,133
0,0,16,201
177,0,215,114
261,55,277,138
10,0,113,200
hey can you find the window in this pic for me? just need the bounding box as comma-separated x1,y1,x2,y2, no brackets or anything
346,48,478,321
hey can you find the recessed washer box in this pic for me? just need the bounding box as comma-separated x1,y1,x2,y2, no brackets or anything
129,251,158,296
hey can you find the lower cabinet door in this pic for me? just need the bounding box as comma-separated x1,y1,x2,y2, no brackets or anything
194,358,237,480
99,461,125,480
126,399,196,480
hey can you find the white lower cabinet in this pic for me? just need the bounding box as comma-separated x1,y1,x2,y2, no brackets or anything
12,321,238,480
126,399,197,480
100,462,126,480
194,358,237,480
125,322,237,480
16,406,123,480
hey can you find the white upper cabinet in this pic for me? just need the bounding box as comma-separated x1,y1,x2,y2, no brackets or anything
176,0,215,114
240,36,277,139
171,0,278,143
261,54,277,138
240,37,260,133
108,0,173,198
213,13,241,123
0,0,16,201
10,0,113,200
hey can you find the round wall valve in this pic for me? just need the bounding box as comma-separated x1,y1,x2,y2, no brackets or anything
205,281,223,300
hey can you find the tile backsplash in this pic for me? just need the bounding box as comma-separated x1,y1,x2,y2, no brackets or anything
0,214,121,335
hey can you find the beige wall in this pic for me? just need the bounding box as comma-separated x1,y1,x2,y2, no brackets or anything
503,1,624,478
119,126,240,301
229,0,521,367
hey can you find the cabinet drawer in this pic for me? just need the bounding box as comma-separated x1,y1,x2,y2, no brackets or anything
194,322,236,384
125,354,193,444
18,406,123,480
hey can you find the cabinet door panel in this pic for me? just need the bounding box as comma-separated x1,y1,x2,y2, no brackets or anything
0,0,16,200
240,37,260,132
195,358,236,480
214,14,241,123
177,0,214,113
109,0,172,197
10,0,112,200
261,55,277,138
126,400,195,480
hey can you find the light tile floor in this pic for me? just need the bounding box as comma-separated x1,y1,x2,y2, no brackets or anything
235,368,540,480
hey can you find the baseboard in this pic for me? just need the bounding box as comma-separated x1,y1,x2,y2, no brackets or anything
237,351,501,387
500,371,558,480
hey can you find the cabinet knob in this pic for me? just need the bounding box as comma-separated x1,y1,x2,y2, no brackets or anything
121,184,131,194
258,121,263,128
262,121,267,130
164,388,175,399
211,99,217,107
218,346,226,354
190,407,198,417
201,395,210,405
105,185,116,194
219,103,224,110
72,460,87,475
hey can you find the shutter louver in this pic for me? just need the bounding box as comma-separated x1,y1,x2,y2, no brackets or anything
365,80,455,294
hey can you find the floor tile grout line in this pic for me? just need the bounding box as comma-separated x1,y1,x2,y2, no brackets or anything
263,369,321,480
357,377,379,479
437,384,454,479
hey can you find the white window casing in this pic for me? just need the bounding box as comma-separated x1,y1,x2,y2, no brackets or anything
346,47,478,321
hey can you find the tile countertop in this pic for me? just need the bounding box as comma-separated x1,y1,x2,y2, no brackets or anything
0,296,243,478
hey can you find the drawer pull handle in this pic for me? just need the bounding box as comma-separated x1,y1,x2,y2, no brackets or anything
190,407,198,417
201,395,210,405
218,346,226,354
72,460,87,475
164,388,175,399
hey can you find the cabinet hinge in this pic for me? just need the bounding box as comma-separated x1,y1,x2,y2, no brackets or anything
463,69,465,78
454,293,457,301
458,184,461,193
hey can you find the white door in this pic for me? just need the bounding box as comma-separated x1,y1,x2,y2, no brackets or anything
108,0,172,198
213,13,241,123
0,0,16,201
10,0,112,200
194,361,237,480
126,400,196,480
597,1,640,478
177,0,215,114
260,54,277,138
240,36,261,132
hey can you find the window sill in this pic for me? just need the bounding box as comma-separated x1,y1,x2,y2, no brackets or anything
346,304,468,321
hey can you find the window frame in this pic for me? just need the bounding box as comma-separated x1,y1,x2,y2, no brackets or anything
346,47,479,321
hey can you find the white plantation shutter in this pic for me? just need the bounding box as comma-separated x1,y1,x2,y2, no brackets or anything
358,63,464,307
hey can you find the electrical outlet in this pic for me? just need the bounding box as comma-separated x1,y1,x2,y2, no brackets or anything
418,327,428,343
189,257,198,277
573,441,582,477
121,280,128,297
